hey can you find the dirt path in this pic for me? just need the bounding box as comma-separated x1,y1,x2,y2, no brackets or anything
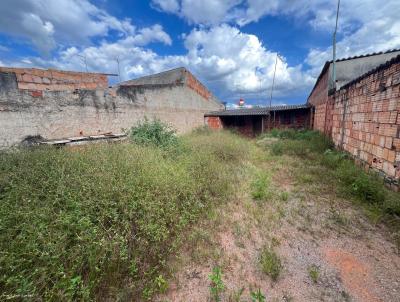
156,152,400,302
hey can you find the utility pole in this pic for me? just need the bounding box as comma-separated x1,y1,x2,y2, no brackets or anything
116,57,121,83
269,54,282,128
269,54,278,109
332,0,341,90
77,54,88,72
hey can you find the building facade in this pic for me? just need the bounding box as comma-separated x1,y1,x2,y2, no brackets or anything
205,105,311,136
0,67,222,148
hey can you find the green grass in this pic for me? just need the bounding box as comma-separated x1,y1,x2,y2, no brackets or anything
259,246,282,281
251,172,271,201
250,288,266,302
262,129,400,233
0,130,250,301
209,266,225,302
308,265,319,283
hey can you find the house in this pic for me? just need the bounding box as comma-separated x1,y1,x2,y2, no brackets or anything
0,67,223,148
205,104,311,136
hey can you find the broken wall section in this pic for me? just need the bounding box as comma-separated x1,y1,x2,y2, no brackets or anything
0,67,109,92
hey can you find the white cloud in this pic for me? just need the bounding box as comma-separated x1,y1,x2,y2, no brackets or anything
3,0,399,104
130,25,172,46
305,1,400,73
180,0,241,25
151,0,400,64
151,0,180,13
152,0,242,25
182,25,314,101
9,23,313,103
0,0,169,54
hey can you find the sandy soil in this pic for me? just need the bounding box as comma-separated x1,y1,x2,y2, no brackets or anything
156,156,400,302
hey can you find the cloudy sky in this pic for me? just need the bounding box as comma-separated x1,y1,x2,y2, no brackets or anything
0,0,399,106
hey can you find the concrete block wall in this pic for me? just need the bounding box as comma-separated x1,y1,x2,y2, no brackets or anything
0,69,222,148
329,59,400,189
0,67,109,91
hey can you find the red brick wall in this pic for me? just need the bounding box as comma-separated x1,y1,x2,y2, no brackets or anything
185,71,211,100
266,109,310,130
205,116,222,129
309,68,329,132
308,68,329,107
0,67,108,91
313,103,325,132
235,116,256,136
331,61,400,186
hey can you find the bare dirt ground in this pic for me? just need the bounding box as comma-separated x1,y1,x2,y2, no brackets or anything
156,150,400,302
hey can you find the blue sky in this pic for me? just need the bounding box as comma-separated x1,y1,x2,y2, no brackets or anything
0,0,399,107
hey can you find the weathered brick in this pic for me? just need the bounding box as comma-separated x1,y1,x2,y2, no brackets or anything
388,150,396,162
394,138,400,150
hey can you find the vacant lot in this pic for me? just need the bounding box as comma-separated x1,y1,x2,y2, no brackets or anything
1,126,399,301
156,129,400,302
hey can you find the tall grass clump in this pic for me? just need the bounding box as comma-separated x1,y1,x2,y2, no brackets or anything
259,246,282,281
0,129,250,301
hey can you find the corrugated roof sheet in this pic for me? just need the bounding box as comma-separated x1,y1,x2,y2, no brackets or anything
205,104,310,117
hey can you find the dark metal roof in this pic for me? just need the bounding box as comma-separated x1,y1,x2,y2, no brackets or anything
307,48,400,102
205,104,310,117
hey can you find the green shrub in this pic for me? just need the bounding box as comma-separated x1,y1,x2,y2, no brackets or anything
251,172,271,201
129,118,178,148
259,246,282,281
0,131,248,301
335,161,387,204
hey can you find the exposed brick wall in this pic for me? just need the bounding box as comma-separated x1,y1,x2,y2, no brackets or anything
185,71,211,100
0,67,108,91
312,103,327,132
205,116,223,129
0,71,222,148
309,68,330,133
266,109,311,130
329,59,400,189
309,68,329,106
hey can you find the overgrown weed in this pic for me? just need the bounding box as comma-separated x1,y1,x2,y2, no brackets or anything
209,266,225,302
259,246,282,281
0,127,251,301
251,172,272,201
261,129,400,234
